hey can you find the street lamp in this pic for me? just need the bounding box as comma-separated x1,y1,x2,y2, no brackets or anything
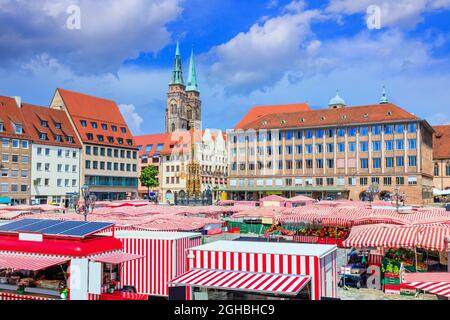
393,186,404,213
76,184,96,221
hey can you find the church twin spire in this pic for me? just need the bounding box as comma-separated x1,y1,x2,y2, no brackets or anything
170,41,199,93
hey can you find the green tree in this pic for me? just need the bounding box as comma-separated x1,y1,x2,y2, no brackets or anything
139,166,159,198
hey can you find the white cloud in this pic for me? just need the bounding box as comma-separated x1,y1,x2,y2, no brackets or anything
119,104,144,134
0,0,182,74
204,3,325,93
326,0,450,28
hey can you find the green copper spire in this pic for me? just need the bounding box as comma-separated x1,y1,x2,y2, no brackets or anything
380,85,389,104
170,41,184,85
186,48,199,92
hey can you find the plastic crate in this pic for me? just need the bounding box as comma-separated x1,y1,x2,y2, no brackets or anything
383,278,401,285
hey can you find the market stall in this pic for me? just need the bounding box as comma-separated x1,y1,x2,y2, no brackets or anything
105,230,202,298
169,240,338,301
0,219,144,301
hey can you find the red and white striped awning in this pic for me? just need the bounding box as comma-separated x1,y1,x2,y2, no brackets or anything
343,225,419,248
90,252,144,265
0,253,69,271
403,272,450,298
415,226,450,251
169,269,311,296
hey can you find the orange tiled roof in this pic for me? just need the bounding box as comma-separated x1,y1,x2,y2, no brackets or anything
135,133,174,157
433,125,450,160
21,103,82,148
0,96,32,140
237,103,419,131
56,88,136,149
235,103,311,130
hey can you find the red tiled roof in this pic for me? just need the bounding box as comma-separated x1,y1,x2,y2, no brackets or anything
238,103,419,131
21,103,82,148
56,88,136,149
433,125,450,160
0,96,31,140
135,133,173,158
235,103,311,130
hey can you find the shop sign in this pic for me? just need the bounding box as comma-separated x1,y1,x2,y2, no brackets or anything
18,233,43,242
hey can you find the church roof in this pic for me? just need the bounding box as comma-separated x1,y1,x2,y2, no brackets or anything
186,49,199,92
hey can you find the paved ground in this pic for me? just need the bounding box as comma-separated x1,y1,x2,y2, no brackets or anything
338,287,437,300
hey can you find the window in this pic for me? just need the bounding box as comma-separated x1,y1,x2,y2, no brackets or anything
41,120,48,127
80,120,87,127
11,169,19,178
37,163,42,171
97,135,104,142
121,127,127,134
100,148,106,157
21,155,28,164
385,140,394,151
93,161,99,170
409,156,417,167
348,177,356,186
396,124,405,134
72,180,77,187
408,123,417,133
327,178,334,186
372,141,381,152
101,123,108,130
305,130,314,139
372,177,380,184
408,176,418,185
100,162,105,170
327,159,334,169
338,143,345,153
12,155,19,163
45,148,50,156
2,138,9,148
45,179,50,187
316,159,323,169
2,154,8,163
360,142,369,152
434,163,440,176
447,162,450,176
21,185,27,192
57,164,62,172
396,177,405,185
360,126,369,136
373,158,381,169
65,164,70,172
1,168,8,177
285,131,293,140
107,149,112,157
383,177,392,186
337,128,346,137
11,184,18,192
384,125,394,134
0,122,3,132
326,143,334,153
86,146,91,155
337,177,346,186
326,129,334,138
112,125,118,132
360,158,368,169
91,122,98,129
316,178,323,186
316,130,324,139
306,160,313,169
45,163,50,172
117,138,124,145
126,139,133,146
85,160,91,169
348,127,357,137
396,156,404,167
108,136,114,143
305,144,313,154
14,123,23,134
86,133,94,141
286,145,292,155
348,142,356,152
39,132,48,140
316,144,323,154
55,135,62,142
408,139,417,150
67,136,74,144
55,122,62,129
296,131,303,140
386,157,394,168
1,184,8,193
372,125,381,135
396,139,404,150
93,147,98,156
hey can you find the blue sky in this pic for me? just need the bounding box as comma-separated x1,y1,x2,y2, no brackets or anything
1,0,450,135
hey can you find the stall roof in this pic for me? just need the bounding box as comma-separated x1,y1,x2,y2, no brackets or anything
170,268,311,297
106,230,201,240
0,253,69,271
190,241,336,258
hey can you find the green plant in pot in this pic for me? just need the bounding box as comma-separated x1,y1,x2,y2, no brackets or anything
17,284,25,295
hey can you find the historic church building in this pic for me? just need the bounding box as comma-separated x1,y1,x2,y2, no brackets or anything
166,42,202,133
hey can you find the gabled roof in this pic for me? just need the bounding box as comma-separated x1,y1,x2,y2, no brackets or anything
0,96,31,140
56,88,136,149
433,124,450,160
21,103,82,148
239,103,419,131
235,103,311,130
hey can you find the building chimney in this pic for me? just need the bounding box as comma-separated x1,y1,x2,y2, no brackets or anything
12,96,22,108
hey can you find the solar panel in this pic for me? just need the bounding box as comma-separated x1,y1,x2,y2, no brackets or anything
0,219,114,238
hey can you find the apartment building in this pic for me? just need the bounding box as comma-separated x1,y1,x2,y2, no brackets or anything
433,124,450,191
50,89,139,201
225,92,434,205
0,96,31,205
21,103,82,205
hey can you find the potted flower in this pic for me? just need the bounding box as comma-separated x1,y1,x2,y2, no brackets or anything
60,287,69,300
17,284,26,295
108,280,118,294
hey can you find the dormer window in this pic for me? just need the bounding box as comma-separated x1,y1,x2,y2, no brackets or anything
108,136,114,143
121,127,127,134
55,123,62,129
363,113,369,118
341,115,348,120
97,135,105,142
300,118,305,123
101,124,108,130
117,138,124,145
91,122,98,129
0,122,4,132
80,120,87,127
13,123,23,134
67,136,74,144
320,116,326,121
55,135,62,142
41,120,48,127
39,132,48,141
261,121,268,126
126,139,133,146
86,133,94,141
280,120,287,125
111,126,118,132
387,111,393,116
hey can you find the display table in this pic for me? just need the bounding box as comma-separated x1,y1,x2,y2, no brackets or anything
99,292,148,301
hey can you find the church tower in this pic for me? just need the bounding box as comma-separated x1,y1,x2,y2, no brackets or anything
166,42,202,133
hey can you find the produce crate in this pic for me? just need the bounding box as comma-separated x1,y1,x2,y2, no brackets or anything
383,277,401,285
384,284,401,291
293,235,319,244
385,289,401,295
384,273,400,279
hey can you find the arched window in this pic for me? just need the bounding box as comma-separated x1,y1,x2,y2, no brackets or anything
171,104,177,114
171,123,176,132
187,109,192,120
